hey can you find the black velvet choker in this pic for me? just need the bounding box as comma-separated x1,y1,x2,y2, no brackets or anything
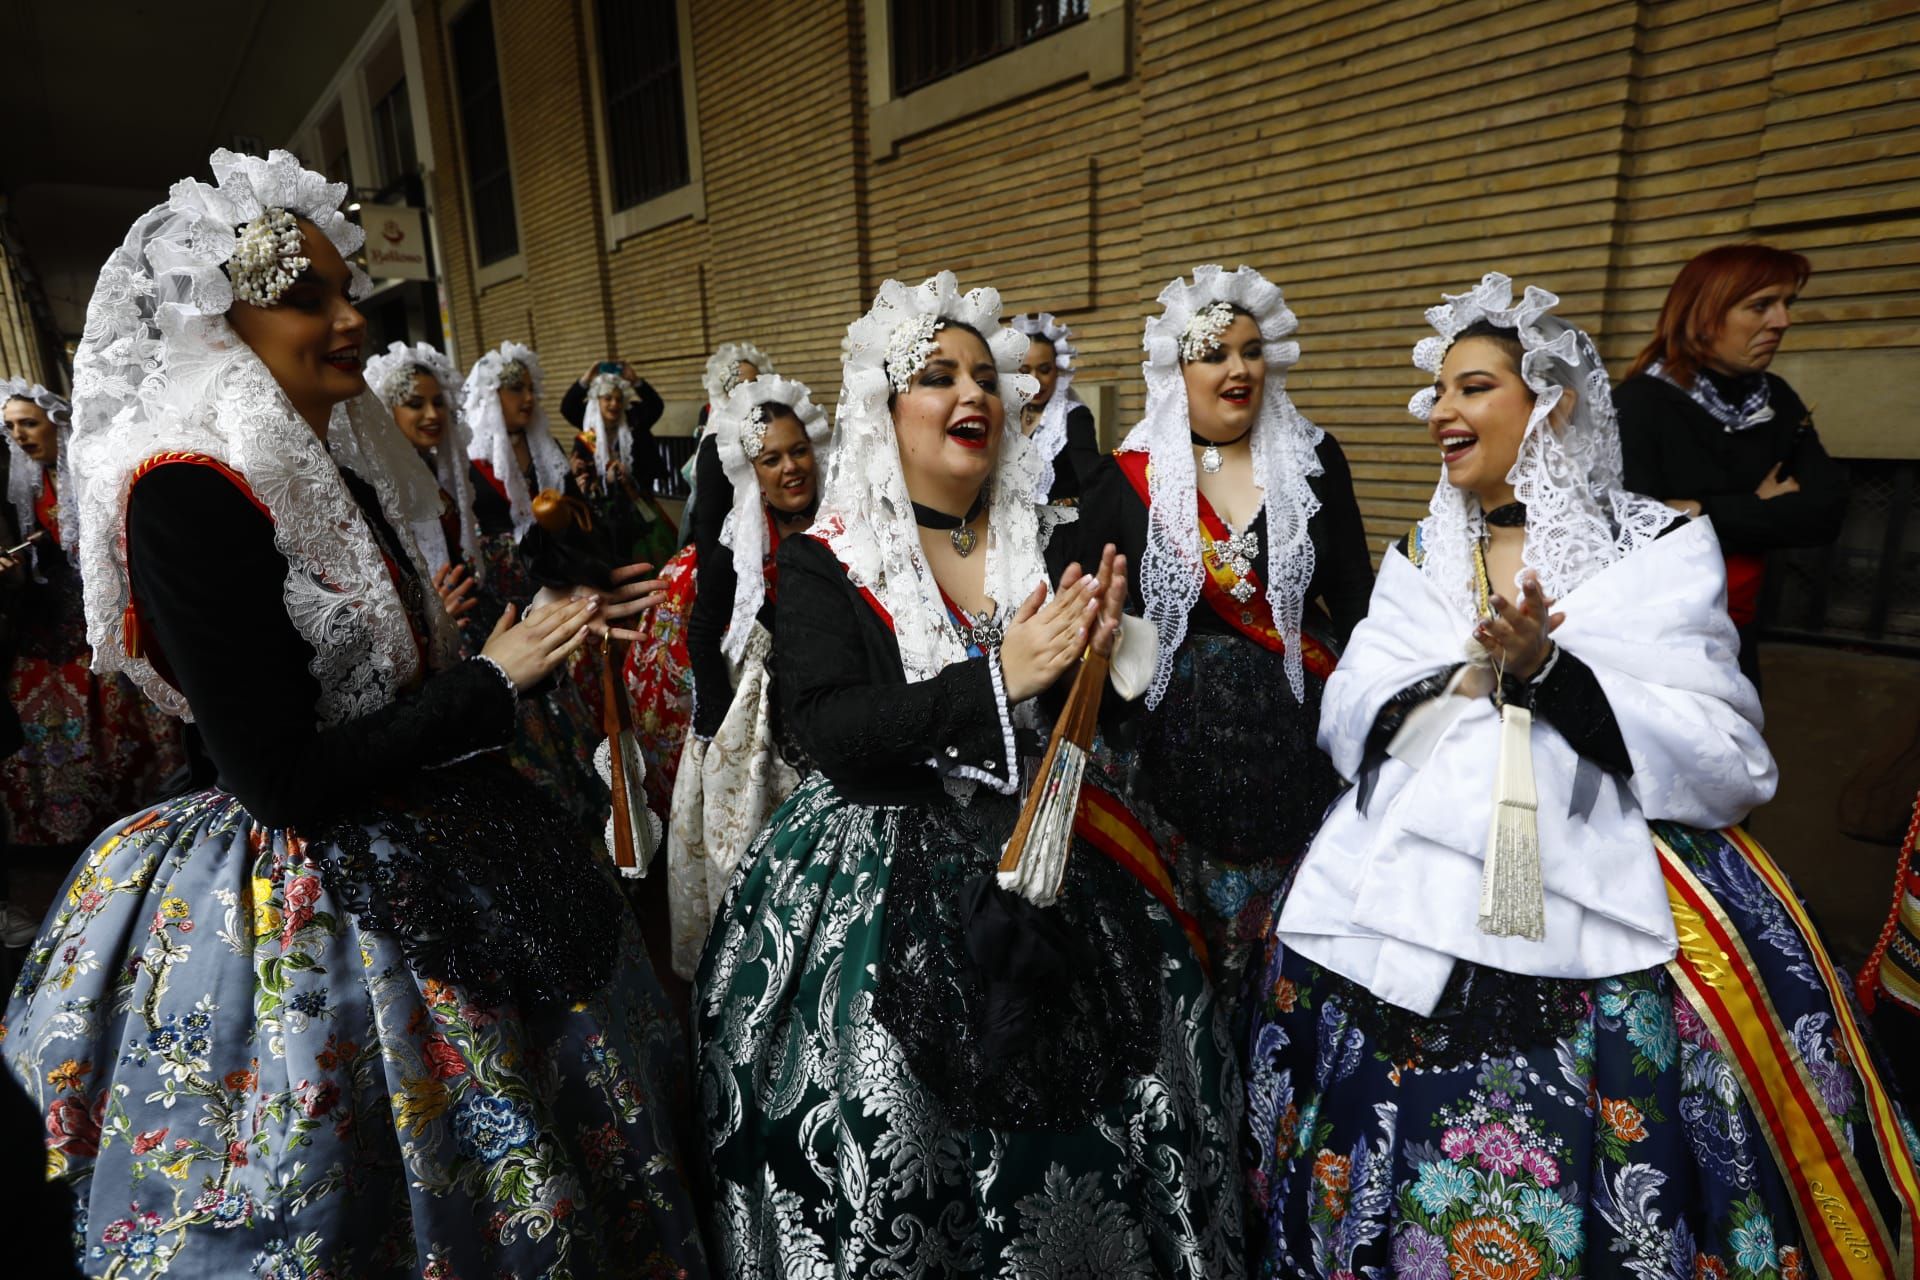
1189,425,1254,450
911,490,987,530
1484,502,1527,528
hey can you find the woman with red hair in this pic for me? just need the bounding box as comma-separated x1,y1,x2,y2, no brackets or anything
1615,242,1848,687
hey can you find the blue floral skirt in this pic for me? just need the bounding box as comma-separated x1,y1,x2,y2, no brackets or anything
3,785,709,1279
1246,823,1918,1279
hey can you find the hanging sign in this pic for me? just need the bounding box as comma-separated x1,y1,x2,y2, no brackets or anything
359,204,432,281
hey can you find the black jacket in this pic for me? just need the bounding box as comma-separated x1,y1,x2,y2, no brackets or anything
559,377,670,493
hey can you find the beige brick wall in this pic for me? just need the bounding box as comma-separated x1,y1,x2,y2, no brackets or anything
415,0,1920,525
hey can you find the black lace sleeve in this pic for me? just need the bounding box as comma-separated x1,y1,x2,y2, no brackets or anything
1510,648,1632,774
776,536,1016,794
127,463,517,829
557,378,588,429
625,379,670,491
1308,433,1375,646
687,528,739,740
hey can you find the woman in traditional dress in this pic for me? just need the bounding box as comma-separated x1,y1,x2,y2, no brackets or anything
2,150,708,1278
1012,310,1100,503
678,340,773,547
460,341,609,827
697,272,1244,1278
665,374,827,979
1079,266,1373,1029
0,380,184,862
1250,274,1917,1278
360,342,482,626
560,361,676,568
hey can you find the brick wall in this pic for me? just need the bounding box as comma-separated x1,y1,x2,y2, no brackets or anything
414,0,1920,542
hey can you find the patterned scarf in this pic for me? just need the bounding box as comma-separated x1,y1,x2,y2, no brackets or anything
1648,360,1773,432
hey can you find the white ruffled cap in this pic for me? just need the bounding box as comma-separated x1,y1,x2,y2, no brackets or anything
461,341,570,538
1117,264,1325,706
711,374,831,664
362,341,484,580
1009,312,1080,503
2,379,72,569
812,272,1044,684
66,148,456,725
701,341,775,409
1409,272,1674,621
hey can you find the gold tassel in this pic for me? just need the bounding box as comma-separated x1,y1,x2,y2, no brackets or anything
1478,702,1544,939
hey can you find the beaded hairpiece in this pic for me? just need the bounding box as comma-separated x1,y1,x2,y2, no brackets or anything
1179,300,1236,362
228,208,310,306
497,359,531,391
740,406,771,459
884,313,942,394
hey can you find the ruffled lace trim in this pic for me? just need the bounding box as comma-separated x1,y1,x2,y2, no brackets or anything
701,340,775,408
712,375,830,665
813,272,1047,684
1407,274,1675,621
363,341,484,579
1117,265,1324,706
461,342,570,539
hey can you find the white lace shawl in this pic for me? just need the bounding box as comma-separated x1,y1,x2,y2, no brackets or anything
2,379,73,575
1010,312,1080,503
462,341,570,538
362,340,484,580
701,341,776,409
811,272,1044,683
583,370,636,488
1409,274,1675,622
68,150,458,725
1115,264,1325,706
712,374,831,665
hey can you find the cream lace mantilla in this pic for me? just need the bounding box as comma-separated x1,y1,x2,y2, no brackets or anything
462,341,570,539
69,148,457,726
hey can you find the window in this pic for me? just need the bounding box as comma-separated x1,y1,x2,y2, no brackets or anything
890,0,1087,96
1764,460,1920,652
450,0,519,266
595,0,692,210
371,77,418,189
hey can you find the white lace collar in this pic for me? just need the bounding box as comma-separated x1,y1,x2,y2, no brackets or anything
1115,264,1325,706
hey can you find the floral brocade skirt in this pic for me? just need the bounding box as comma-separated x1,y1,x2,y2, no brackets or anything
0,654,185,849
695,773,1247,1279
622,543,698,815
3,784,709,1279
1245,823,1920,1279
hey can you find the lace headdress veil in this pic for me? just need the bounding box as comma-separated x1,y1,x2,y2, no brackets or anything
2,378,73,572
67,148,457,725
1116,264,1325,706
711,374,831,664
1009,312,1079,502
362,340,484,579
1409,273,1674,621
702,340,775,409
461,341,569,538
581,369,636,488
814,272,1043,683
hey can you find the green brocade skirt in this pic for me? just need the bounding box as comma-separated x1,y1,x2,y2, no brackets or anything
695,772,1248,1278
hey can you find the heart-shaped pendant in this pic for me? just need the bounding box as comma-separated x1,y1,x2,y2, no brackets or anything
951,525,978,557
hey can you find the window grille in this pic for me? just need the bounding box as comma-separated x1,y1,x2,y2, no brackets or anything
450,0,519,265
1763,459,1920,653
890,0,1088,97
596,0,691,211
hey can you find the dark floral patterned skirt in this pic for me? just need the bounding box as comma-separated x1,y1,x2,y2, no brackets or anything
1245,823,1919,1279
4,775,708,1279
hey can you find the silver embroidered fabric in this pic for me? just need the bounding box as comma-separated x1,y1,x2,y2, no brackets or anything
1010,311,1080,504
461,341,571,539
362,341,484,581
1115,264,1325,706
712,374,831,665
2,378,73,576
1407,273,1675,623
67,149,457,726
812,272,1043,685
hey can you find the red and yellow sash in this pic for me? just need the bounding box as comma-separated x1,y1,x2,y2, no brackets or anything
1114,450,1335,680
1074,783,1209,975
1658,828,1919,1279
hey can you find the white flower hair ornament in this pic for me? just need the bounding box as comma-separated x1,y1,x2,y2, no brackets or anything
1118,264,1325,706
1009,312,1082,503
816,272,1045,690
712,374,831,665
361,341,484,580
2,378,74,576
64,148,455,726
1409,272,1673,623
462,341,570,538
701,340,776,408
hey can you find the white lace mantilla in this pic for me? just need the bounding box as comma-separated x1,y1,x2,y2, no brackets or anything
362,340,484,580
1116,264,1325,706
1407,273,1674,622
2,378,73,575
462,341,570,538
68,149,456,726
1010,312,1080,503
702,340,776,408
812,272,1044,685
